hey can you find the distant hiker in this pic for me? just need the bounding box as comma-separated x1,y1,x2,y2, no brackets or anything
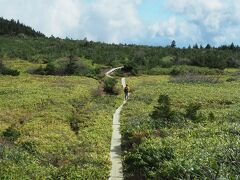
124,84,130,100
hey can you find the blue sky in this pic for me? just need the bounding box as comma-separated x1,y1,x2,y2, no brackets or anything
0,0,240,47
138,0,170,23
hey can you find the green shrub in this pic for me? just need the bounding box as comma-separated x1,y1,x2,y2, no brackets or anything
150,95,183,128
121,114,152,150
124,139,174,179
226,77,238,82
208,112,215,121
31,56,95,76
227,108,240,123
2,127,20,141
20,141,38,155
1,68,20,76
123,61,138,75
103,78,118,94
69,115,80,135
185,103,202,122
170,67,181,76
218,144,240,177
65,55,78,75
159,56,174,68
0,60,20,76
45,62,56,75
148,67,172,75
150,95,172,120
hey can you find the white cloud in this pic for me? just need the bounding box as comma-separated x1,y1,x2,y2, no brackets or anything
46,0,83,37
0,0,144,43
0,0,84,37
1,0,240,46
151,0,240,46
80,0,144,43
150,17,201,46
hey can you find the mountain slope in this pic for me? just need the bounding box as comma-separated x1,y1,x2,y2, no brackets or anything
0,17,45,37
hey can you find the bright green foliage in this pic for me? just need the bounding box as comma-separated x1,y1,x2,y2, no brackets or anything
0,60,122,179
121,75,240,179
124,139,174,179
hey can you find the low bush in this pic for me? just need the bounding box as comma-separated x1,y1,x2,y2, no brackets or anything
227,108,240,123
69,114,80,135
170,65,223,76
2,127,21,141
30,56,98,77
226,77,238,82
121,114,152,150
20,141,38,155
185,103,202,122
123,61,138,75
208,112,215,121
170,74,222,84
124,139,174,179
92,83,104,97
147,67,172,75
103,77,119,94
218,143,240,176
45,62,56,75
148,65,223,76
150,95,184,128
0,60,20,76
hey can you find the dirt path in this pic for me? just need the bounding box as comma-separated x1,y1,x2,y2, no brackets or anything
105,68,126,180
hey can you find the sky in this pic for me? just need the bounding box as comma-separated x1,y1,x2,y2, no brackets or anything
0,0,240,47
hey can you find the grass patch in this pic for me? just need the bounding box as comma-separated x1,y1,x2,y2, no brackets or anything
0,60,122,179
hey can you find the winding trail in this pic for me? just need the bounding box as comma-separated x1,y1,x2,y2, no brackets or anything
105,67,124,78
105,67,126,180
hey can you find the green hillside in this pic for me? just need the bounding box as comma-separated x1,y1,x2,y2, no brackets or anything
0,17,44,37
0,35,240,75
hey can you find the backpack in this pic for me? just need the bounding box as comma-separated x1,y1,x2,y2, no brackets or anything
124,86,129,93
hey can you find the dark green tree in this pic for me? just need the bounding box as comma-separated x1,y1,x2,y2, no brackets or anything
205,44,211,49
65,55,77,75
150,95,173,128
193,44,199,49
170,40,176,48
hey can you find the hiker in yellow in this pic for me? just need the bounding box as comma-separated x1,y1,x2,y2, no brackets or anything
124,84,130,100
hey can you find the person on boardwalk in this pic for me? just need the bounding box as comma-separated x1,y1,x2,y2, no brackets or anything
124,84,130,100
